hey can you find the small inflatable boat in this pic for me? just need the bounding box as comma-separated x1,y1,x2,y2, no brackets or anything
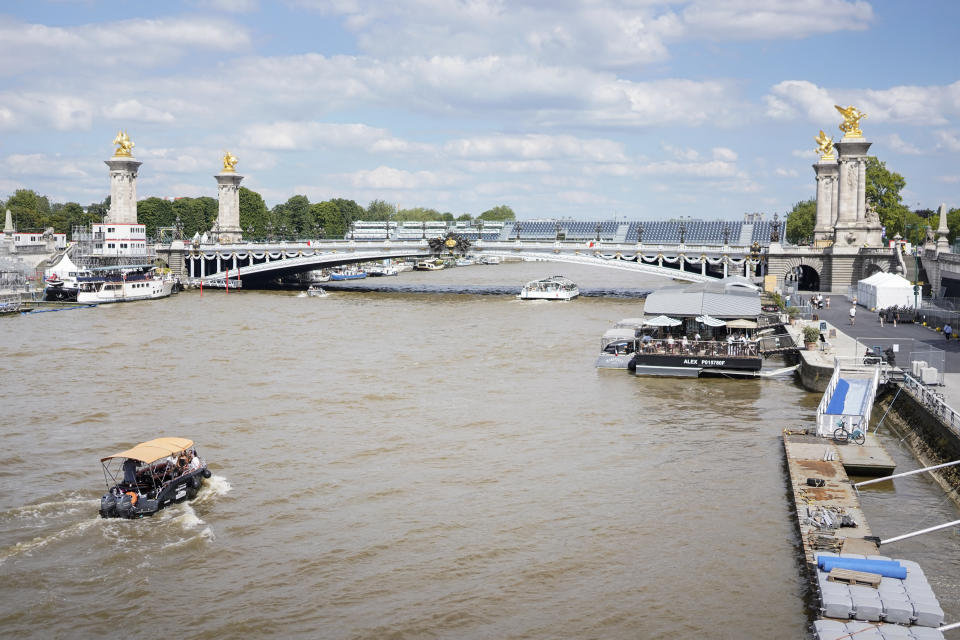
99,437,212,519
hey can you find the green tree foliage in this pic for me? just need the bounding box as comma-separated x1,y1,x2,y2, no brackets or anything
456,213,472,222
5,189,51,231
865,156,910,239
330,198,363,230
280,195,313,236
365,199,396,221
86,197,110,224
310,201,340,238
478,205,515,221
171,198,213,239
239,187,269,239
137,197,175,240
785,199,816,244
395,207,442,221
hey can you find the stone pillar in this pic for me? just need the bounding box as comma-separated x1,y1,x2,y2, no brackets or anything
104,157,143,224
813,160,839,246
215,172,244,243
937,203,950,253
833,137,872,247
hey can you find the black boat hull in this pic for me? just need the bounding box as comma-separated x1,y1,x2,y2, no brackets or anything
100,467,211,519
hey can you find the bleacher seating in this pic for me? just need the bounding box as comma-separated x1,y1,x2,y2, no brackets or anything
341,218,788,246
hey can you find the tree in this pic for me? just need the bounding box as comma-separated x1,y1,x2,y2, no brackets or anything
310,201,341,238
365,199,396,221
171,198,210,239
239,187,269,239
283,195,313,236
86,196,110,224
929,207,960,244
5,189,51,230
456,213,473,222
785,199,816,245
330,198,363,231
865,156,910,239
137,197,175,240
478,205,515,221
395,207,441,221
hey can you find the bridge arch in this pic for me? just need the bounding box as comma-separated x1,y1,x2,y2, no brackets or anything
779,256,825,292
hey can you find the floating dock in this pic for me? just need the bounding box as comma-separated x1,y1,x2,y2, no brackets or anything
784,433,948,638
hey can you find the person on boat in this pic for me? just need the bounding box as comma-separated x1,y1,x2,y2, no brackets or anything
122,458,138,488
665,334,675,353
188,451,202,472
680,335,689,352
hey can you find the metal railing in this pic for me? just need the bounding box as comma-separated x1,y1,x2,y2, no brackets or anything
901,373,960,437
635,338,760,358
816,358,881,437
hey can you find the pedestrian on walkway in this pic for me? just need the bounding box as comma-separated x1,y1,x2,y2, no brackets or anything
825,296,830,309
945,323,953,341
879,310,884,327
893,310,898,327
849,305,857,325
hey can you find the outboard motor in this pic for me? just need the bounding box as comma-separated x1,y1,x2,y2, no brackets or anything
99,493,118,518
116,492,139,519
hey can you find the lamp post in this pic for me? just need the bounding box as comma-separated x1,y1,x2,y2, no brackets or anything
595,222,601,242
515,221,522,239
637,223,643,244
555,220,561,240
679,222,686,245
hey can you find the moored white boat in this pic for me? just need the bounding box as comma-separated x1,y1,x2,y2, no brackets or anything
415,259,445,271
76,266,174,304
518,275,579,300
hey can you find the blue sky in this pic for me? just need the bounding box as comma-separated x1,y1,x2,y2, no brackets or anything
1,0,959,220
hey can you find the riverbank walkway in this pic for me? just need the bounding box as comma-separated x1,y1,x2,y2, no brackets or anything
804,294,960,410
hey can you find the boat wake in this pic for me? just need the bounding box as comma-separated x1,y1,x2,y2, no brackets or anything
0,495,100,524
0,518,100,564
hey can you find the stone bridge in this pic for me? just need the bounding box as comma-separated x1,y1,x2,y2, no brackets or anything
155,238,900,291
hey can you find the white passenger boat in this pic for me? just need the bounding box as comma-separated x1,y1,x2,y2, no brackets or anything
308,269,331,283
366,264,399,277
76,266,174,304
415,259,446,271
518,275,579,301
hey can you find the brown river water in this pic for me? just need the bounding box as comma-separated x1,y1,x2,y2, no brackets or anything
0,261,957,639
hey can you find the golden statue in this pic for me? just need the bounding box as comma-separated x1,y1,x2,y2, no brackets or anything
814,129,835,161
222,151,238,173
112,130,134,157
835,104,867,138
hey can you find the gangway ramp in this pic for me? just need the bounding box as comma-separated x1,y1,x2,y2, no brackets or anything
816,359,881,438
815,358,895,476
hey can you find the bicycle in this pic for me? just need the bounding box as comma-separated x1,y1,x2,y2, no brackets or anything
833,419,865,445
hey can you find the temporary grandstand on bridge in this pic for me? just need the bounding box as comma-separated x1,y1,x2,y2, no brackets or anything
344,218,785,247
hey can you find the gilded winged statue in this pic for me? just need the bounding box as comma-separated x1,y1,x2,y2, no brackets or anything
222,151,238,172
814,129,835,160
112,130,134,157
835,104,867,138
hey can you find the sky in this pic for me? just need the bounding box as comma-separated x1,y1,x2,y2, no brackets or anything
1,0,959,220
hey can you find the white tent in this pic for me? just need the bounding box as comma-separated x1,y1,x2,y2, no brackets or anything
856,271,918,310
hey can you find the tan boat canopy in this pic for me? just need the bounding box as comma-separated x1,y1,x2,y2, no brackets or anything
101,437,194,464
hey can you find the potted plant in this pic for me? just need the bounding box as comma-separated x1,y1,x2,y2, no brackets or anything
803,325,820,350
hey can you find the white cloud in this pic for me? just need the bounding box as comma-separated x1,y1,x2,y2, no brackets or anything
103,100,175,124
192,0,259,12
338,165,463,190
883,133,922,156
2,153,92,178
0,16,250,73
712,147,737,162
936,130,960,152
0,93,95,131
775,167,799,177
765,79,960,127
445,134,627,162
681,0,873,40
243,121,433,154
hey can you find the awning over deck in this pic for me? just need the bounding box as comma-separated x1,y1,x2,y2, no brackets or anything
101,437,194,464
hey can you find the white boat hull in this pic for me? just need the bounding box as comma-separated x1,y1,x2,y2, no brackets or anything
519,289,579,300
77,279,174,304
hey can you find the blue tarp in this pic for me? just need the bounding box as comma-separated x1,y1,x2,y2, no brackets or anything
825,378,871,416
817,556,907,579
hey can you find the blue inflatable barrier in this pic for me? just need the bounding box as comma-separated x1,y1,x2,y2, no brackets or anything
817,557,907,579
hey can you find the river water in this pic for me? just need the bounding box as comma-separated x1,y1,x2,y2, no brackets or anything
0,261,956,639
